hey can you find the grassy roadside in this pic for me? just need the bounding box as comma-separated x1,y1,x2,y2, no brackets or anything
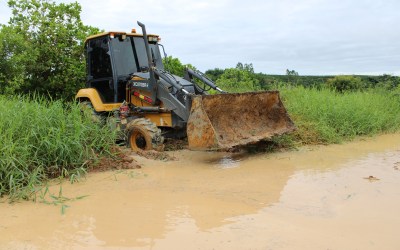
0,95,116,200
279,86,400,145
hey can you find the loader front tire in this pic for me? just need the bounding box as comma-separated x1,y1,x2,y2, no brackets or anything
126,118,164,151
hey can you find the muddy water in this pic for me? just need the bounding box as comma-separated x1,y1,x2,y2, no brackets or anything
1,134,400,250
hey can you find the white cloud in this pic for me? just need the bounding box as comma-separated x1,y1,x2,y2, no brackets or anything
0,0,399,75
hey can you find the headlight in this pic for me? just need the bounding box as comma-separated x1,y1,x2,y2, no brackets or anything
148,36,158,42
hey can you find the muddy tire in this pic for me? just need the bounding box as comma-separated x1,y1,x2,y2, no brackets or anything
126,118,164,151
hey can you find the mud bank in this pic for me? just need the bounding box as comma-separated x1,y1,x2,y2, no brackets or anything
1,134,400,249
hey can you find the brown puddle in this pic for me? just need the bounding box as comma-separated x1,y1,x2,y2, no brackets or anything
1,134,400,249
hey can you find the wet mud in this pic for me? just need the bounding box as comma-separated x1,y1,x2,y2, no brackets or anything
1,134,400,249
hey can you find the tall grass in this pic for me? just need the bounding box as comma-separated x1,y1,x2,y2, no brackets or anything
279,86,400,144
0,95,115,200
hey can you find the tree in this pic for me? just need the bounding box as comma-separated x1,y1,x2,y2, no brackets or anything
0,0,100,99
216,64,260,93
326,75,364,92
0,25,33,95
286,69,299,84
162,55,196,77
375,74,400,89
205,68,224,81
236,62,255,73
162,56,185,76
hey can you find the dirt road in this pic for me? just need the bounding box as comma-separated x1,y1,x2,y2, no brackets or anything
1,134,400,249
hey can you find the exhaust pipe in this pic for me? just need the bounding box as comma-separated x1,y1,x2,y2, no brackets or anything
137,21,158,104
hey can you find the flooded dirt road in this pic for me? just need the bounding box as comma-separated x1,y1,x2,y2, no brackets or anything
1,134,400,250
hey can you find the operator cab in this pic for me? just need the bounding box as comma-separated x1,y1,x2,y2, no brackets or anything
85,32,163,103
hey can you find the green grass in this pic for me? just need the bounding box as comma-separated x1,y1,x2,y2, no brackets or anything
279,86,400,144
0,95,115,200
3,85,400,200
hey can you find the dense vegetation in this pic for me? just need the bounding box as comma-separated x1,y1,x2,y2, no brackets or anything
205,66,400,91
280,86,400,145
0,0,100,99
0,95,115,200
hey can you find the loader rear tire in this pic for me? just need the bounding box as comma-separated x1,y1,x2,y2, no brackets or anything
79,101,104,124
126,118,164,151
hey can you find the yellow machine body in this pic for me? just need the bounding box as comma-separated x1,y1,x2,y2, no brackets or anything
76,88,173,127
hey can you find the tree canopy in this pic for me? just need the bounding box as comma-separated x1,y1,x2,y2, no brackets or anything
0,0,100,99
214,63,261,93
162,55,196,76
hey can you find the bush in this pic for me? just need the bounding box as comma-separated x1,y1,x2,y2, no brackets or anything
326,75,365,92
0,95,115,200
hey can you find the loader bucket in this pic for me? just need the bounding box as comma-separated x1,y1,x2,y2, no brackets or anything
187,91,295,150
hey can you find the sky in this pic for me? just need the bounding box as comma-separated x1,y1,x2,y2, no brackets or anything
0,0,399,75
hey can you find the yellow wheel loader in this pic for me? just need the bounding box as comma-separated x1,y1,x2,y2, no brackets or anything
76,21,295,151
